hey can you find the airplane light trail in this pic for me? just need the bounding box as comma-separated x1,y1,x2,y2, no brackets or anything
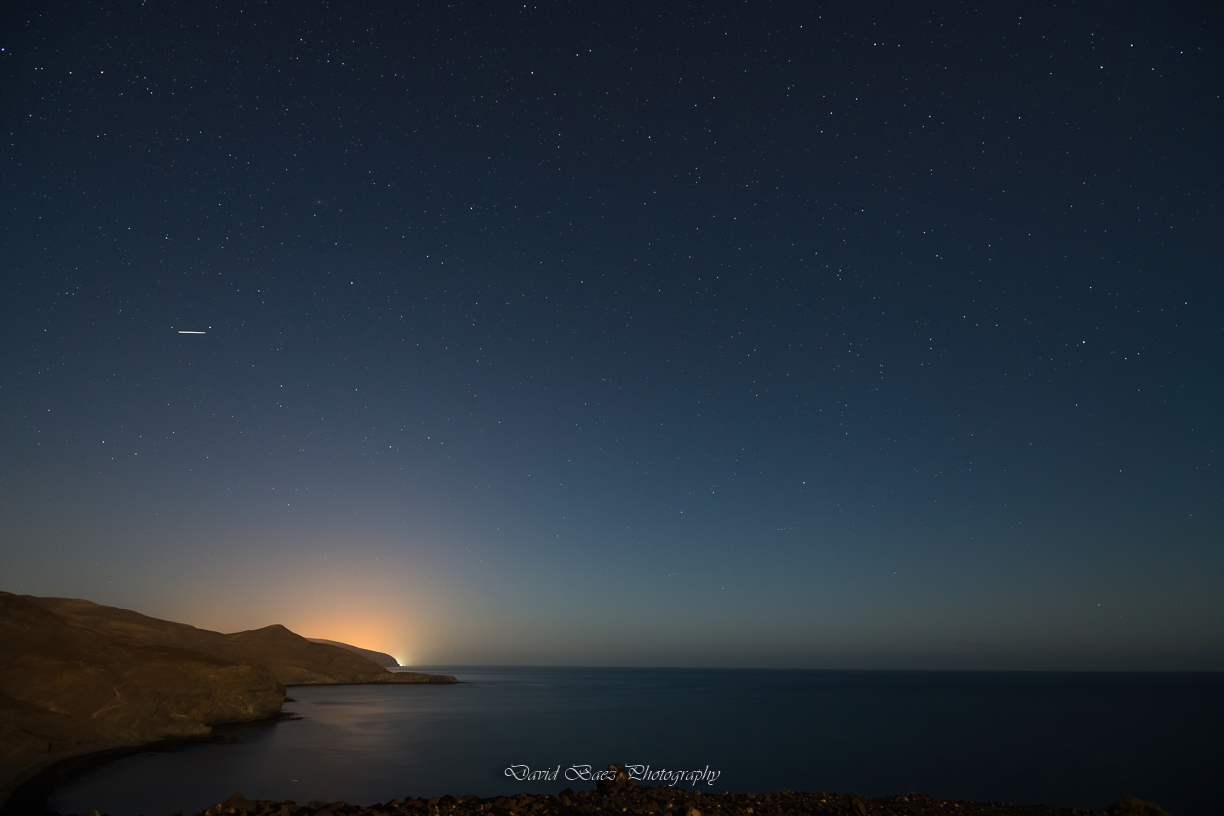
178,331,206,334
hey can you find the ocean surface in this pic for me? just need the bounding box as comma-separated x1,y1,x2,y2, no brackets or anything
32,668,1223,816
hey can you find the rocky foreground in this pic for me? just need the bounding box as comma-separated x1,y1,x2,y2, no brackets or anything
116,769,1169,816
0,592,456,808
54,766,1170,816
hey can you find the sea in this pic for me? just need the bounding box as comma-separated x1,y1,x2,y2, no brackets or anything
23,668,1223,816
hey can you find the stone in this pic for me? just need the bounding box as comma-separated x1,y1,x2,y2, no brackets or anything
1108,796,1171,816
597,763,635,794
223,792,258,813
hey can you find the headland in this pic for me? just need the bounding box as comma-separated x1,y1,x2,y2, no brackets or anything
0,592,455,809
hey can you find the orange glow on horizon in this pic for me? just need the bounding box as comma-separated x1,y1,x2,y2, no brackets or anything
150,552,441,665
298,615,410,663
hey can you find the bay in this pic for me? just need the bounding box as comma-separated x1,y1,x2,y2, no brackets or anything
39,668,1222,816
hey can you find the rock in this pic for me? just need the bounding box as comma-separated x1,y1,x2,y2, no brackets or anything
72,785,1180,816
1108,796,1171,816
597,763,636,794
222,792,258,812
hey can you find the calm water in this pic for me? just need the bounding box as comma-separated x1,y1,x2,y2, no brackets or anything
35,668,1222,816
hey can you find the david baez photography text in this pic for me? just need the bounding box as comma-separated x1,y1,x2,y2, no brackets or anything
505,764,721,787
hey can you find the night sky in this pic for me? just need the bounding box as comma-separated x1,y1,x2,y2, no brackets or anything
2,1,1220,669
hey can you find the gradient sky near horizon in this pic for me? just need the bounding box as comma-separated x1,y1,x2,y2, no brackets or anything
2,1,1220,669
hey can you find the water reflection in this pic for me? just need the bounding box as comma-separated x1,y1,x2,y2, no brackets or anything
39,668,1222,816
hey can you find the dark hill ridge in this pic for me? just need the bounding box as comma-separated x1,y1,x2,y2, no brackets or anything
0,592,456,808
21,596,447,686
307,638,400,668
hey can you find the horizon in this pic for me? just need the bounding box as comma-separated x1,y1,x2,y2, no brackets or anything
10,590,1219,673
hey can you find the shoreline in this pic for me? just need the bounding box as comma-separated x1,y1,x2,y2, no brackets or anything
4,664,1189,816
0,591,461,812
0,708,301,816
0,680,464,815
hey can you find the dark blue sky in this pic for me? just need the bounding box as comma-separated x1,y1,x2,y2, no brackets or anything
2,1,1220,668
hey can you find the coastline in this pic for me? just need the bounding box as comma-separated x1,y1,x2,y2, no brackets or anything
0,711,289,816
0,679,457,811
0,592,459,810
12,669,1202,816
5,640,1199,816
0,681,464,814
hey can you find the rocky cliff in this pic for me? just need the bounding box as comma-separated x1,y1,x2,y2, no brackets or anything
0,593,457,808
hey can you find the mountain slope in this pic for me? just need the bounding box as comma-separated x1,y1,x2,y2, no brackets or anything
22,596,450,685
2,593,457,808
306,638,400,668
0,593,284,807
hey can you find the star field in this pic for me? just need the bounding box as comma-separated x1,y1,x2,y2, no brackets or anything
1,1,1220,668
